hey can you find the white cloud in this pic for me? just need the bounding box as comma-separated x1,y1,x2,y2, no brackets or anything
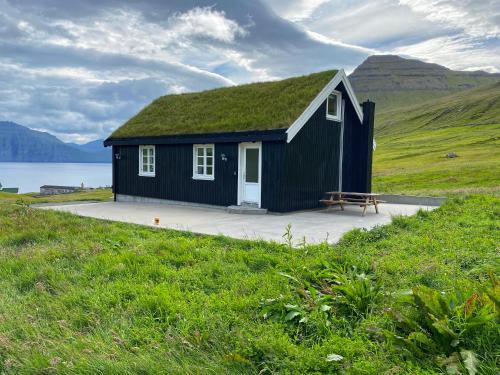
269,0,500,73
392,0,500,73
294,0,442,48
304,30,377,55
394,35,500,73
399,0,500,38
168,7,248,43
266,0,331,21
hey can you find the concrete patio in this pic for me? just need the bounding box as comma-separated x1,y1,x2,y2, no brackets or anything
38,201,436,245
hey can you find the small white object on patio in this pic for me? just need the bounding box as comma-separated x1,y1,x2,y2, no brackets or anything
37,201,436,245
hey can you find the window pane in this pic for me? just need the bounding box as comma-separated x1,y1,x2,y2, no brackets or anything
206,147,213,157
197,147,204,157
206,166,213,175
206,156,213,167
197,166,203,174
245,148,259,183
197,156,204,166
328,95,338,116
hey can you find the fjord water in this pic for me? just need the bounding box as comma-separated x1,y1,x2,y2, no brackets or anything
0,162,111,193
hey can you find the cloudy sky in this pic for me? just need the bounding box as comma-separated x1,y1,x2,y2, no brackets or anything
1,0,499,143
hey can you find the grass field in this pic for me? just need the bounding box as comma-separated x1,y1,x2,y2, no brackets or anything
0,194,498,374
372,83,500,195
0,188,112,204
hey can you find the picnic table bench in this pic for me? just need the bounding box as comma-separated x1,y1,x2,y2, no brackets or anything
320,191,383,216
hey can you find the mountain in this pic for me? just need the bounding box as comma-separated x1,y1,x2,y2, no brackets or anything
74,139,109,153
372,82,500,195
350,55,500,113
67,139,111,160
0,121,110,163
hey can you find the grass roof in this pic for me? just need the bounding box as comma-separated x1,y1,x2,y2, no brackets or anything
110,70,338,138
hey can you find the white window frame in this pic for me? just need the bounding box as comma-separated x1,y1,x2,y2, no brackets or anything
326,90,342,122
138,145,155,177
193,144,215,180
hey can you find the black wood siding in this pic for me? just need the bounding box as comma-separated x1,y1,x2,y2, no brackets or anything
279,100,343,212
341,95,375,193
114,143,239,206
277,82,370,212
261,141,286,212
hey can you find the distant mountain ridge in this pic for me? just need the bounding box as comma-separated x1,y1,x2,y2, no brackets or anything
0,121,110,163
350,55,500,113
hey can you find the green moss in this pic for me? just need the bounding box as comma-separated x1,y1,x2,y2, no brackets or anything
110,70,337,138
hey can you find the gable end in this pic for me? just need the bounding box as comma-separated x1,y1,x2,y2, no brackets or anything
286,70,363,143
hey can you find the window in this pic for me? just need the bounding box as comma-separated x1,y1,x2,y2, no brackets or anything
326,90,342,121
139,145,155,176
193,144,214,180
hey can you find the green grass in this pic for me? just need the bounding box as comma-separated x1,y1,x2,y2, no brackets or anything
0,194,498,374
0,189,113,204
110,70,337,138
373,83,500,195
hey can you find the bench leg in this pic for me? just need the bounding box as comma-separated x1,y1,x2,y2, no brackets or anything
372,197,379,214
362,198,369,216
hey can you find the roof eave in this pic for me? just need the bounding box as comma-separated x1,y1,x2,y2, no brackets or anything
104,128,287,147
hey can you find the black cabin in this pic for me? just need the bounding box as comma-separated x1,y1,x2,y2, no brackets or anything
104,69,375,212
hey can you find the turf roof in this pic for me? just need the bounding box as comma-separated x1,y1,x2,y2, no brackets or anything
110,70,338,138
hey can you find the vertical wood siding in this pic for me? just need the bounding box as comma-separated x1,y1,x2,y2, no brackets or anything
114,143,239,206
280,99,342,212
340,83,375,193
261,141,286,211
278,82,372,212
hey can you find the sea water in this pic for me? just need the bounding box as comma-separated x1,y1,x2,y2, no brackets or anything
0,162,112,193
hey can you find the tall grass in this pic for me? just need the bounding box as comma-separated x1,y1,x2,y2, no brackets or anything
0,195,498,373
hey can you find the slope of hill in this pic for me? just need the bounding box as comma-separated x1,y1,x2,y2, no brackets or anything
372,83,500,195
350,55,500,113
0,122,110,163
76,139,109,153
67,139,111,159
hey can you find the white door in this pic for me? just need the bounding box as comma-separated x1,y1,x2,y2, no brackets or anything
240,143,261,206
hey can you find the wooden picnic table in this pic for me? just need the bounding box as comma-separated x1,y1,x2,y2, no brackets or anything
320,191,382,216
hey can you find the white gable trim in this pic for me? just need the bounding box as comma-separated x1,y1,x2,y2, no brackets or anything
286,69,363,143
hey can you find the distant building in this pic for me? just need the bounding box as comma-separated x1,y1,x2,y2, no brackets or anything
0,181,19,193
40,185,82,195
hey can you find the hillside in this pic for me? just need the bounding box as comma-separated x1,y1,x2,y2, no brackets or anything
372,82,500,195
0,122,110,163
350,55,500,113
